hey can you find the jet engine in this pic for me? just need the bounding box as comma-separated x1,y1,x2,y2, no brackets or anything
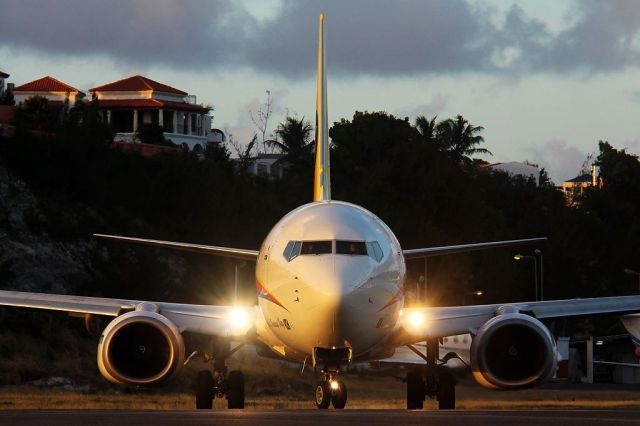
97,310,185,386
470,313,556,389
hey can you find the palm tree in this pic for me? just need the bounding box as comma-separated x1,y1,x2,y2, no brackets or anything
267,116,314,161
435,114,492,162
415,115,444,151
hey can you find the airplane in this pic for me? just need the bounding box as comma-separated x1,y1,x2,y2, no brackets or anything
2,13,640,411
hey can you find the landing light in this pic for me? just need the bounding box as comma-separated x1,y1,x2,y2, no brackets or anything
330,380,339,390
229,308,250,329
408,312,424,327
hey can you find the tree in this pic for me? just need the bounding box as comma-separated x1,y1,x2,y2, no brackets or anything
0,89,14,106
267,116,314,164
136,123,171,146
250,90,274,154
14,95,58,136
415,115,441,150
435,114,492,162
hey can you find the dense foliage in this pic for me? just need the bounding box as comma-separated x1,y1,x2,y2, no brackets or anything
0,108,639,379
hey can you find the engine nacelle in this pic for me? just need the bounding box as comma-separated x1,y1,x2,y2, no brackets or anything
471,313,556,389
97,310,185,386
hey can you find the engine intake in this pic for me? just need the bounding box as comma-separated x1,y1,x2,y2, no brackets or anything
98,310,185,386
471,313,556,389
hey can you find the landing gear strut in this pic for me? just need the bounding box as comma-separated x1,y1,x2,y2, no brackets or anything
406,337,456,410
194,338,246,409
315,371,347,409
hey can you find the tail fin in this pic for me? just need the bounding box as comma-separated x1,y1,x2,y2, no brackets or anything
313,13,331,202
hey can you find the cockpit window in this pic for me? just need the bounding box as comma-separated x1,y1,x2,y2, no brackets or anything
283,241,295,260
300,240,332,255
366,241,384,262
336,241,368,255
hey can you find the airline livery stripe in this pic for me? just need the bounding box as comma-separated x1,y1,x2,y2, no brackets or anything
377,290,404,312
256,279,289,312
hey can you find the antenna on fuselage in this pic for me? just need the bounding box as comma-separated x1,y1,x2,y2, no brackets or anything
313,13,331,202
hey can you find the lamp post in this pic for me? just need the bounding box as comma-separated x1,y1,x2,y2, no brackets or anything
624,268,640,295
514,254,538,301
534,249,544,301
462,290,483,305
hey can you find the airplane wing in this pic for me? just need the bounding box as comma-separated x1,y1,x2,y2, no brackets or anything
93,234,259,260
393,295,640,346
0,290,256,337
402,237,547,259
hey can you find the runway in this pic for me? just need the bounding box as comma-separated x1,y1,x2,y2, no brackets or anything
0,410,639,426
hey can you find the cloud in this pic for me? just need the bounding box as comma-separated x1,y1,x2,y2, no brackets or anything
396,95,448,120
3,0,640,78
0,0,247,69
525,139,589,184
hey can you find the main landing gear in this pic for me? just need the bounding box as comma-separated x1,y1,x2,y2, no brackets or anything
315,371,347,409
192,338,246,409
406,337,456,410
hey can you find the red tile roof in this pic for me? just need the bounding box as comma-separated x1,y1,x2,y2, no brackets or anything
90,75,188,95
13,76,82,93
96,98,209,112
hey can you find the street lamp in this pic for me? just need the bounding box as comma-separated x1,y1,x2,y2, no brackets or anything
624,268,640,295
514,254,538,301
534,249,544,301
462,290,483,305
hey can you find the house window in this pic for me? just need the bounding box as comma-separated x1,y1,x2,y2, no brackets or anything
191,114,197,135
163,110,174,133
111,110,134,133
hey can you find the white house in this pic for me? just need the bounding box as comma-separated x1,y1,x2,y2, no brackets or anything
0,70,9,96
12,76,85,106
247,153,287,179
89,75,212,151
488,161,540,186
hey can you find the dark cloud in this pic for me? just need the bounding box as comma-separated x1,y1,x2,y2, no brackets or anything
0,0,247,69
2,0,640,78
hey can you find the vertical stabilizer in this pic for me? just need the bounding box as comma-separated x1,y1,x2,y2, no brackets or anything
314,13,331,201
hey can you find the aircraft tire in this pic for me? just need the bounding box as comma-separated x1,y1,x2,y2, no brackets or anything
315,381,331,409
437,372,455,410
331,380,347,409
196,370,214,409
406,370,424,409
227,370,245,409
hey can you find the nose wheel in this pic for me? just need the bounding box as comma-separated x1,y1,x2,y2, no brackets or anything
315,373,347,409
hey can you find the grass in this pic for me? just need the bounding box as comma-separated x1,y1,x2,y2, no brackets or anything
2,376,640,410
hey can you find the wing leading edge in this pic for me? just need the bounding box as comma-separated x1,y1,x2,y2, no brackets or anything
402,237,547,259
93,234,259,260
0,290,257,337
394,295,640,347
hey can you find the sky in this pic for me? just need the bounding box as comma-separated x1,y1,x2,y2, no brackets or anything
2,0,640,183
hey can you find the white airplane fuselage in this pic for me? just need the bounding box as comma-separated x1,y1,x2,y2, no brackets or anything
255,201,406,364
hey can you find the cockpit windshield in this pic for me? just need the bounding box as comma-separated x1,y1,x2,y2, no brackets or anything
300,240,332,255
336,240,368,255
283,239,383,262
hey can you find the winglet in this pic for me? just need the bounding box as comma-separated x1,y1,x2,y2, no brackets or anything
313,13,331,201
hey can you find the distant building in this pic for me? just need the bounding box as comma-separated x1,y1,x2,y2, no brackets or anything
562,165,600,205
12,76,85,107
486,161,540,186
0,70,9,96
246,153,288,179
89,75,212,152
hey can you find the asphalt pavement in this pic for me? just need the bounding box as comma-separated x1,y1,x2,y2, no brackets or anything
0,409,639,426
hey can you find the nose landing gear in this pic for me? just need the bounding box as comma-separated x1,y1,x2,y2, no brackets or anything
315,371,347,409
